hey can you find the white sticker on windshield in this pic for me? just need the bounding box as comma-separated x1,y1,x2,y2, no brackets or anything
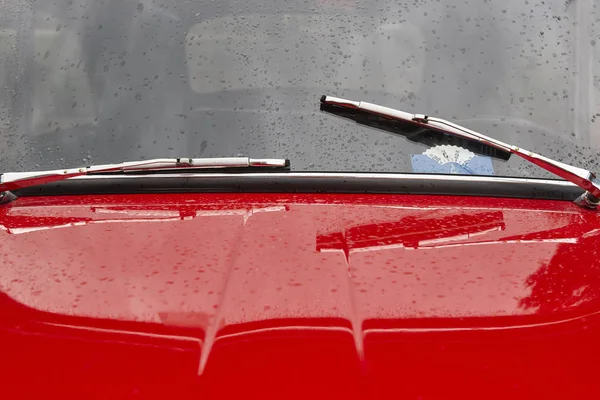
411,145,494,175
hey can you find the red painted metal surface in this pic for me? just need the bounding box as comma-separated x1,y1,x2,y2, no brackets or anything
1,193,600,399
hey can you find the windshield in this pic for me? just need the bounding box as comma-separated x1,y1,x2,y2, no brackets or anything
0,0,599,179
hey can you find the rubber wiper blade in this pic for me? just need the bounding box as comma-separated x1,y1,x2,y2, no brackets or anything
0,157,290,192
320,95,600,209
320,96,511,161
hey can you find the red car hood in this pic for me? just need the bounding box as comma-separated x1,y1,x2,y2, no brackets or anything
1,193,599,399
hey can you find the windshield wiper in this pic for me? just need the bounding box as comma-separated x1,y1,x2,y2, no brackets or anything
321,95,600,210
0,157,290,192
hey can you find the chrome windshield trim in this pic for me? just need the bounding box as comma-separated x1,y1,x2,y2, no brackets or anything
65,172,577,186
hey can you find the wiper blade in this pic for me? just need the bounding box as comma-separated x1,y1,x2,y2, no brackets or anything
0,157,290,192
320,96,511,161
321,95,600,209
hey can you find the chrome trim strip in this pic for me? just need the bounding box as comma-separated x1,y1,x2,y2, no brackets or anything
66,172,577,187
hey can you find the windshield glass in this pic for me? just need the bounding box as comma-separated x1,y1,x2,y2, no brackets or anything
1,0,599,179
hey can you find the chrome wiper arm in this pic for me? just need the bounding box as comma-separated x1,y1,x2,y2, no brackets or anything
321,95,600,209
0,157,290,192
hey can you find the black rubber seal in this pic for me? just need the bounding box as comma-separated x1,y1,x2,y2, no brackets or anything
11,173,582,202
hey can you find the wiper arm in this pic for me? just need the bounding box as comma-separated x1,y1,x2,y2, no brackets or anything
321,95,600,210
0,157,290,192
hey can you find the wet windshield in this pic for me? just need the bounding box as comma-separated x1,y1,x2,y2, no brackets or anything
0,0,598,179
